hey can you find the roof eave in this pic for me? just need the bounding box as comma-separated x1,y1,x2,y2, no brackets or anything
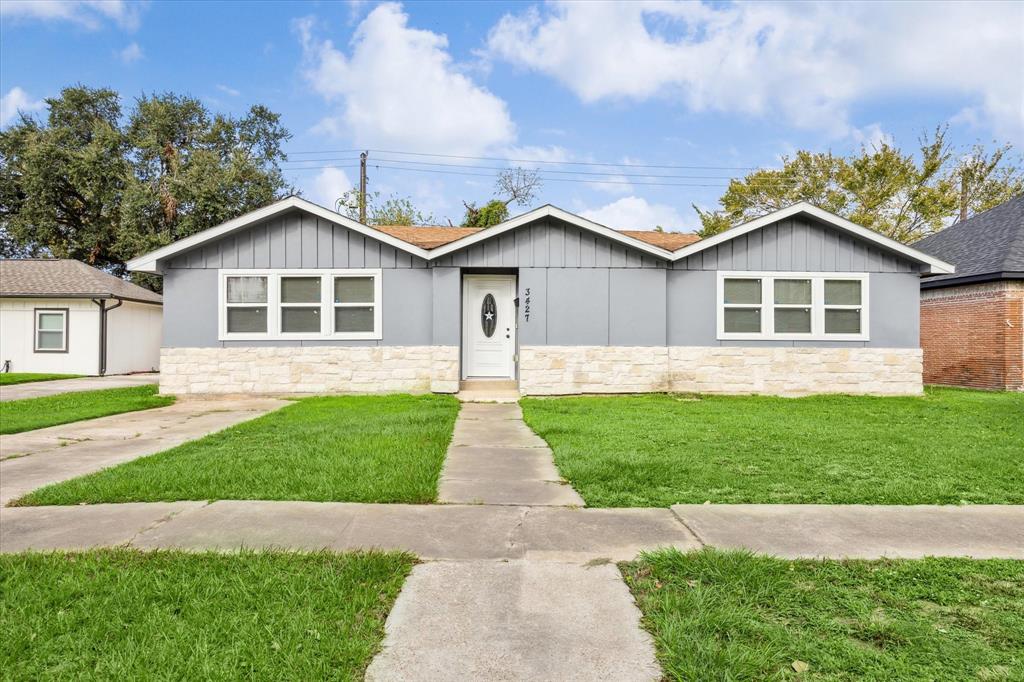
669,202,956,274
427,204,676,261
126,196,432,274
0,292,162,305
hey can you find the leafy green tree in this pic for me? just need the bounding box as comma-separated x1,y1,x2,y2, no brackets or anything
461,199,509,227
336,189,436,225
695,128,1023,242
0,86,292,282
0,86,128,266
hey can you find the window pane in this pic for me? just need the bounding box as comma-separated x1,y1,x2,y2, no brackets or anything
37,330,64,350
724,278,761,304
227,276,267,303
723,307,761,333
227,306,267,333
335,306,374,333
825,279,861,305
37,312,64,331
825,308,861,334
775,307,811,333
334,277,375,304
282,306,321,333
281,277,321,303
774,279,811,305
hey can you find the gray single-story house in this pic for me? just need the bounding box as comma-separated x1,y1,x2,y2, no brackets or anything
127,196,953,396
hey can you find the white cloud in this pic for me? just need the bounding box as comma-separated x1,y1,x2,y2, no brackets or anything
851,123,893,150
118,42,143,63
1,87,45,127
581,196,684,231
0,0,142,30
487,1,1024,142
310,167,354,210
216,84,241,97
297,4,516,154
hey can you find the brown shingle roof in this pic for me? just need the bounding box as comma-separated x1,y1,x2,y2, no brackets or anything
620,230,701,250
370,225,700,251
0,259,163,304
373,225,483,249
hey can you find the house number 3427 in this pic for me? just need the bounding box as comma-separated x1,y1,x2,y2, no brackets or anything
523,288,531,322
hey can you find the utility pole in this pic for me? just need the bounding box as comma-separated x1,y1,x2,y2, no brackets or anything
359,151,368,224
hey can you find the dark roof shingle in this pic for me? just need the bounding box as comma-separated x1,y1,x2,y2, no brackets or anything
0,259,163,303
913,195,1024,285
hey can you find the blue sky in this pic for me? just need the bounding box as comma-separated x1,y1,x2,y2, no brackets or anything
2,0,1022,231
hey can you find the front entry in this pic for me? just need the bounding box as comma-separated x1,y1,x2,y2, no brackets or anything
462,275,517,379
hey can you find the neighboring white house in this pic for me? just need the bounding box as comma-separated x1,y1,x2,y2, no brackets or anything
0,259,162,376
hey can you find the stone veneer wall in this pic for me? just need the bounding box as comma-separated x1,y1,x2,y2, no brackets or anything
519,346,922,396
159,346,459,395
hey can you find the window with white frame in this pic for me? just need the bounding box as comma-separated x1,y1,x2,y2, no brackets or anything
34,309,68,352
220,269,382,340
717,272,868,341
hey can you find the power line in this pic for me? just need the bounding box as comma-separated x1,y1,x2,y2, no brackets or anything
284,147,768,171
282,160,806,189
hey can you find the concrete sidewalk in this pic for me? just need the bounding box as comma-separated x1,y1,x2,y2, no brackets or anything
0,397,285,505
438,403,584,506
0,373,160,401
3,499,1022,559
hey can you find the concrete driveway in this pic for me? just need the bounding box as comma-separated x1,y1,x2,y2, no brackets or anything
0,396,285,505
0,373,160,401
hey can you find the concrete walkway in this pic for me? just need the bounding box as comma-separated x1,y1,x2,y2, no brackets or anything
438,403,584,506
0,373,160,401
0,397,285,505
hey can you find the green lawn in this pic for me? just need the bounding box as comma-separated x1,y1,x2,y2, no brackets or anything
1,385,174,435
15,394,460,506
623,549,1024,681
520,387,1024,506
0,550,413,681
0,372,81,386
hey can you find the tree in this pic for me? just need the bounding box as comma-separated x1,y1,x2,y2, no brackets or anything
461,199,509,227
0,86,292,284
336,189,436,225
694,128,1023,242
461,167,542,227
0,86,128,268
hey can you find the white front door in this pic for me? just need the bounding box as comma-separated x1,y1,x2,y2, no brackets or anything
462,275,516,379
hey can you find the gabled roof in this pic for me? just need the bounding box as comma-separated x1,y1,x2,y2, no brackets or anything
669,202,955,274
0,259,163,304
126,196,953,274
913,195,1023,286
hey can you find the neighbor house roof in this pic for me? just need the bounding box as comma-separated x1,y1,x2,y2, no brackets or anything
127,196,953,275
913,195,1024,288
0,259,163,304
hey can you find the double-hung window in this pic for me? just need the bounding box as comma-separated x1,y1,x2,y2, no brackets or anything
717,272,868,341
220,269,382,340
34,309,68,352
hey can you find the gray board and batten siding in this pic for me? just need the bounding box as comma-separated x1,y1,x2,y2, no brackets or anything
161,208,922,349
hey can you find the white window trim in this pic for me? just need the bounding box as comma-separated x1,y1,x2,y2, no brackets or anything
218,268,382,341
34,308,68,352
716,271,869,341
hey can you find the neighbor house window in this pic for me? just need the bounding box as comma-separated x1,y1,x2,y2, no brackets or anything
717,272,868,341
34,309,68,352
220,269,382,340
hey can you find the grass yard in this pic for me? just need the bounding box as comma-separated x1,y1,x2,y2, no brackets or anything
0,372,81,386
0,385,174,435
521,387,1024,506
0,550,413,681
15,393,460,506
623,549,1024,681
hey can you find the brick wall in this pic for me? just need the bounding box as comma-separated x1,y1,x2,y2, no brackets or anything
920,280,1024,391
